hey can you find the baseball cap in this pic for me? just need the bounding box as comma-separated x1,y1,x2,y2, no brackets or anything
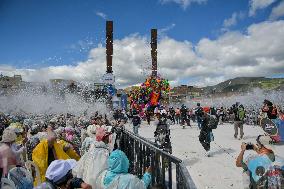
45,159,77,183
256,135,274,150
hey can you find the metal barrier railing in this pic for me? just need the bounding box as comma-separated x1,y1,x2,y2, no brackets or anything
117,128,197,189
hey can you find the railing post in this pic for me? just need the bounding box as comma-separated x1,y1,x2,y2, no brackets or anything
151,149,156,185
142,145,146,173
155,152,161,185
176,164,180,189
168,158,172,189
162,156,166,187
139,141,143,177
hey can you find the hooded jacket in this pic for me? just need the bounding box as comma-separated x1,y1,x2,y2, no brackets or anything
95,150,151,189
32,139,70,185
72,141,109,188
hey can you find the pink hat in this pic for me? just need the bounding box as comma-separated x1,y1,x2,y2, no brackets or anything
95,127,106,141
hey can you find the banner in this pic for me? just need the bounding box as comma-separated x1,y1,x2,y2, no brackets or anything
120,92,128,110
261,118,284,142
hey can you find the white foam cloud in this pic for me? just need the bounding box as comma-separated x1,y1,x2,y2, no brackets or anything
159,23,176,35
96,11,107,20
269,1,284,20
1,21,284,88
159,0,207,9
249,0,277,16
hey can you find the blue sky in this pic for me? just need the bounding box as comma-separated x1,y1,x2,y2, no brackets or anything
0,0,284,87
0,0,274,67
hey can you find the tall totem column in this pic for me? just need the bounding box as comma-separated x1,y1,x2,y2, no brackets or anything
106,21,113,73
151,29,157,77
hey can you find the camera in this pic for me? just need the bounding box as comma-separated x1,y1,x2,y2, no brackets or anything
245,143,254,150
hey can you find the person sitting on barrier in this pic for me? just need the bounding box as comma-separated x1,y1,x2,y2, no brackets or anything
95,149,152,189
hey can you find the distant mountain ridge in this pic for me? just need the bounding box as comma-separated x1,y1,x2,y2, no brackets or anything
202,77,284,94
122,77,284,96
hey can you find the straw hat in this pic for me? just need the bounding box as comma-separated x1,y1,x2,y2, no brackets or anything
1,129,17,143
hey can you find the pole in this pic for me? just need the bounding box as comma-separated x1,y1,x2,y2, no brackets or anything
151,29,157,77
105,21,114,109
106,21,113,73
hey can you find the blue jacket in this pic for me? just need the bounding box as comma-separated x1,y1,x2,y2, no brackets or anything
99,150,151,189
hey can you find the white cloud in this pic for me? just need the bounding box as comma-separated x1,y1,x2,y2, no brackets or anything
96,11,107,20
159,23,176,35
269,1,284,20
159,0,207,9
1,21,284,88
249,0,277,16
223,11,245,29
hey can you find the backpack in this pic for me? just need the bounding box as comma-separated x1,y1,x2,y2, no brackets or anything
238,108,245,121
208,115,218,129
8,167,33,189
195,107,203,117
156,120,168,133
132,116,140,126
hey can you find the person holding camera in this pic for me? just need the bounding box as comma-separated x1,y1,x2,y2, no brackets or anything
235,135,284,188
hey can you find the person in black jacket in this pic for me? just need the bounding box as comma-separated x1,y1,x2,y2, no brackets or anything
113,109,120,121
169,107,176,124
195,103,203,129
132,110,141,135
180,105,188,126
145,109,152,125
199,112,212,157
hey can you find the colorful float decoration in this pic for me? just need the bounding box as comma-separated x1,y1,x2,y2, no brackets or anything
129,75,170,113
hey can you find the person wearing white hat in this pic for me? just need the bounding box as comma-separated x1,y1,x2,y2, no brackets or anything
35,159,91,189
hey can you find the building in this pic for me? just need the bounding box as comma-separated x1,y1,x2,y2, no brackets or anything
50,79,75,88
0,74,23,95
169,85,203,103
0,74,22,88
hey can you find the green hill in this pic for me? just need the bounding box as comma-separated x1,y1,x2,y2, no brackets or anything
203,77,284,94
